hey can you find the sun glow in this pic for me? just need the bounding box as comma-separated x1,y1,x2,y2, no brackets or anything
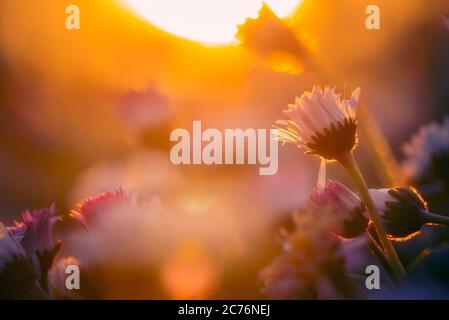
126,0,302,45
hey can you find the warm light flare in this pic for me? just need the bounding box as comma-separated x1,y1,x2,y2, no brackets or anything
126,0,302,45
161,242,220,299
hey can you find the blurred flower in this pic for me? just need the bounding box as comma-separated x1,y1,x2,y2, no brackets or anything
402,117,449,184
7,222,26,244
260,250,318,300
0,223,48,299
68,190,187,269
49,257,80,299
13,204,59,256
6,204,61,292
237,4,314,75
260,212,353,299
116,86,172,131
310,180,368,239
275,86,360,161
68,187,249,266
0,223,26,271
369,187,428,239
66,180,272,298
71,188,129,229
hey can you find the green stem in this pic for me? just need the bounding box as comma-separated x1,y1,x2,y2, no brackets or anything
426,213,449,226
366,233,397,283
338,152,406,278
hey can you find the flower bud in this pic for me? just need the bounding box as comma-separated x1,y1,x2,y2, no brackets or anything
369,187,427,239
310,180,368,239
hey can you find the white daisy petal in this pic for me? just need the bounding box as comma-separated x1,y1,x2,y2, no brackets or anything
402,116,449,180
275,85,360,156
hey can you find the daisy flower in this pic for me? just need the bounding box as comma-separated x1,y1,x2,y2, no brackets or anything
71,188,129,229
369,187,449,239
310,180,368,239
0,223,48,299
275,85,405,277
402,117,449,186
7,205,61,292
0,223,26,271
14,204,60,257
275,86,360,161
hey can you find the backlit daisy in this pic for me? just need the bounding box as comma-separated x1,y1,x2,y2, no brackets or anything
310,180,368,239
275,86,360,161
369,187,449,239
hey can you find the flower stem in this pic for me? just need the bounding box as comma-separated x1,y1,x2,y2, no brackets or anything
366,233,397,283
339,152,406,278
426,213,449,226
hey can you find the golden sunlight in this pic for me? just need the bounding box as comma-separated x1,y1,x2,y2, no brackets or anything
126,0,302,45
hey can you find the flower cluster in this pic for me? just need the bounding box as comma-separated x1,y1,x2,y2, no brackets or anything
2,83,449,299
1,205,60,299
0,190,132,299
260,213,352,299
261,85,449,299
3,184,265,299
